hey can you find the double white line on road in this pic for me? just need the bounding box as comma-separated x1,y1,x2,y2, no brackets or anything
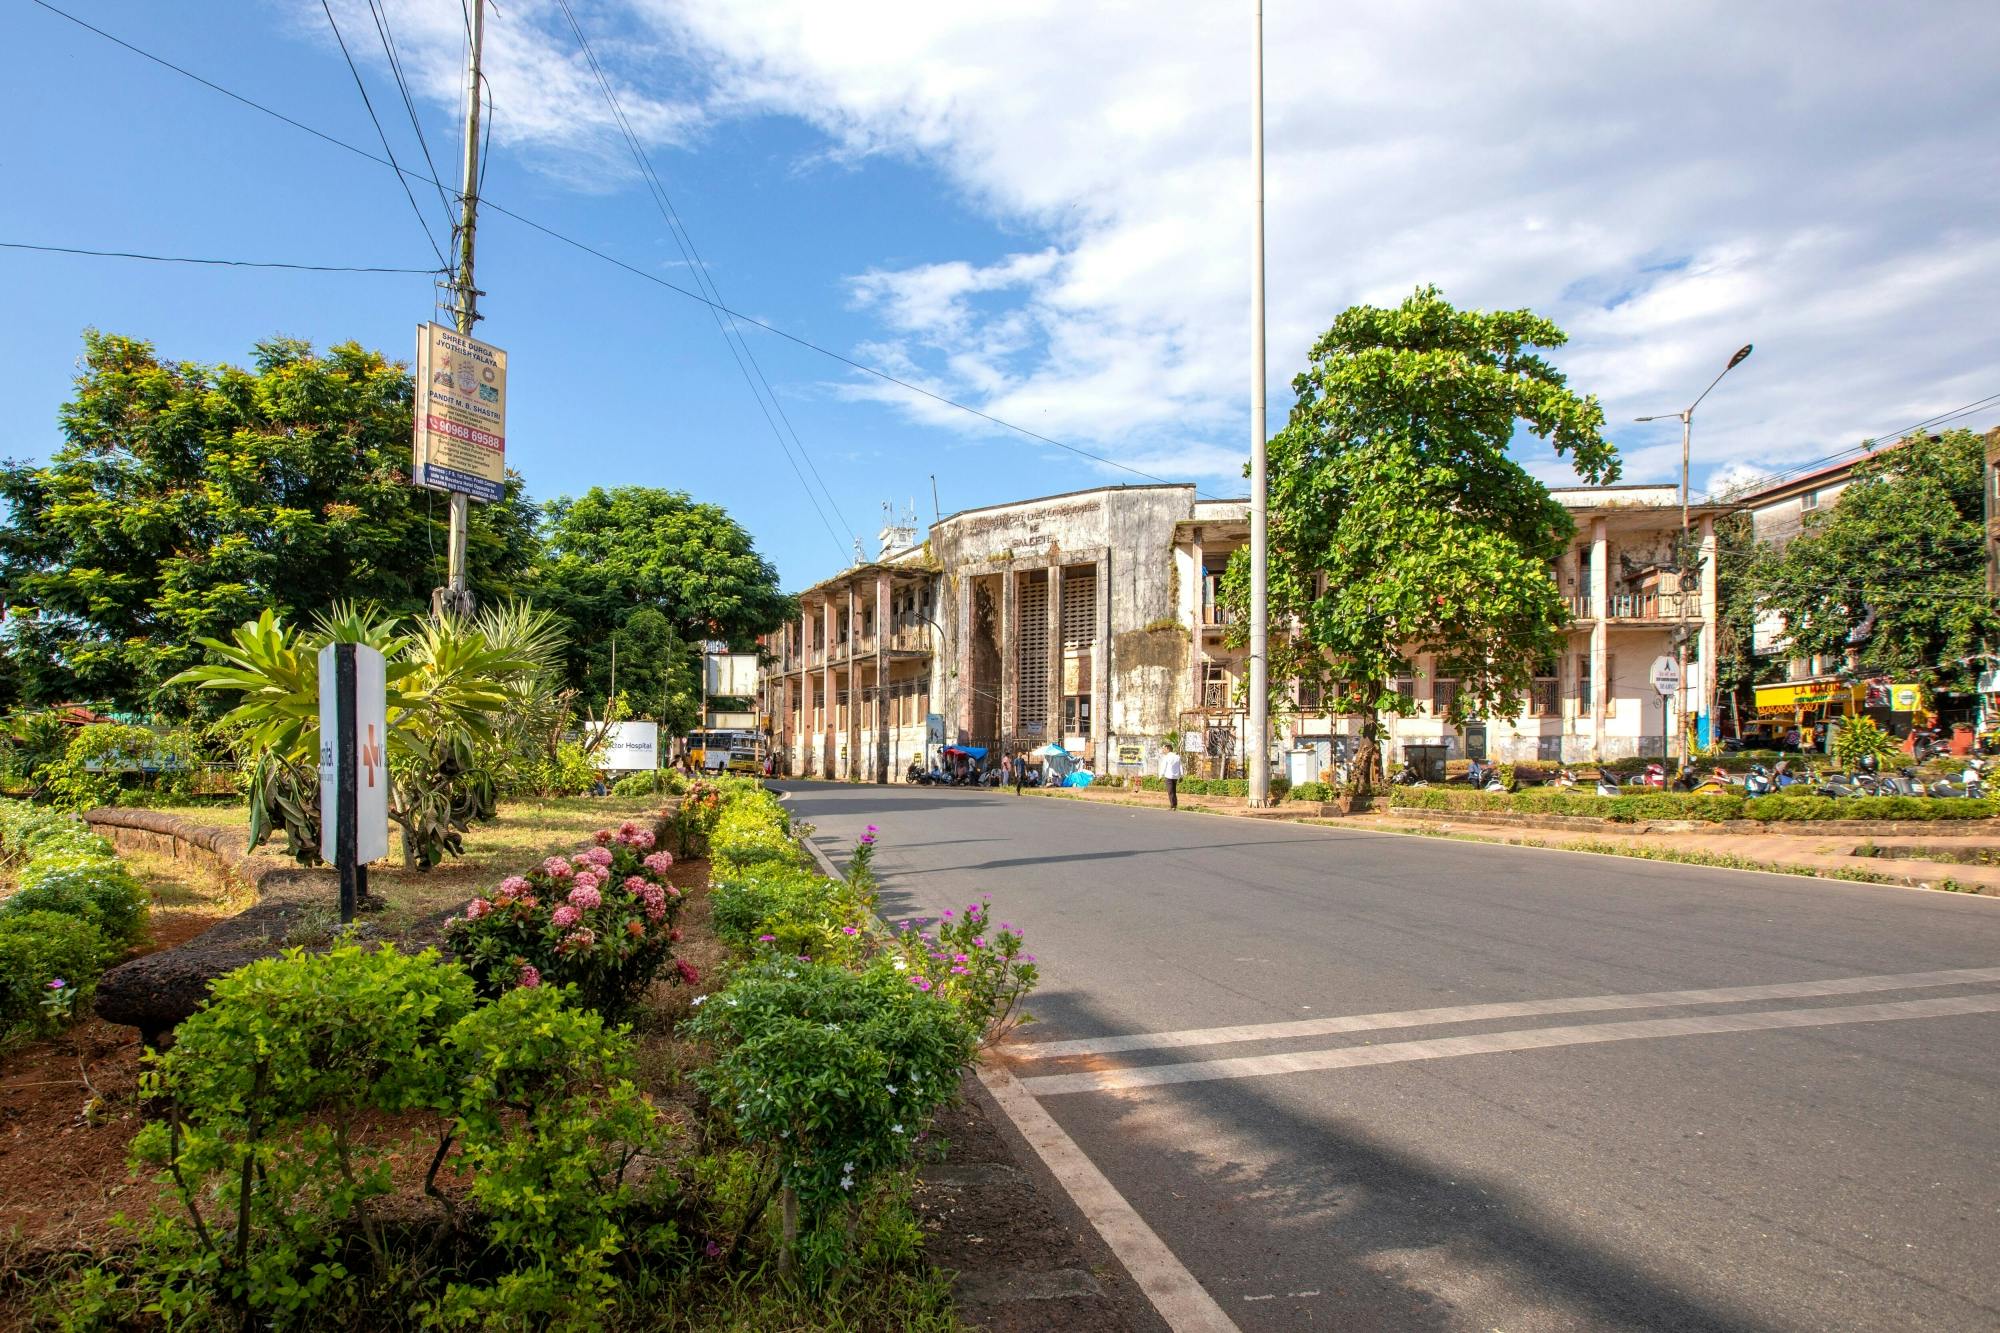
1008,964,2000,1096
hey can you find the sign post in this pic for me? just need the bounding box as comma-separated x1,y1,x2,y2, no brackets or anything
1650,655,1682,769
319,643,390,923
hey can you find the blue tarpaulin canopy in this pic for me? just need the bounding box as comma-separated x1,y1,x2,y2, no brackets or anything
943,745,987,759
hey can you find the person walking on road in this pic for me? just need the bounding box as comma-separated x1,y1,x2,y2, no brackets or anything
1159,745,1183,810
1011,751,1027,795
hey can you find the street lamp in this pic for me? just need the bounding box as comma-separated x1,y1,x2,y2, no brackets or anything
1635,343,1753,760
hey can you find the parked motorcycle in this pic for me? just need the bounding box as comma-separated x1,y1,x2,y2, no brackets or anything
1743,763,1775,797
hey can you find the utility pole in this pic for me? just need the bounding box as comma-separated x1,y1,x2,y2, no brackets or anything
1246,0,1271,806
437,0,485,619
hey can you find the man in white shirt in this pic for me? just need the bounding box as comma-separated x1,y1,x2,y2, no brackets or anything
1159,746,1184,810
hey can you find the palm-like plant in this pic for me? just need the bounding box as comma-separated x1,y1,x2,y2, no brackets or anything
172,605,559,869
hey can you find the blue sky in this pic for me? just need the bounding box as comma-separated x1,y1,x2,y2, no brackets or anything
5,1,1998,591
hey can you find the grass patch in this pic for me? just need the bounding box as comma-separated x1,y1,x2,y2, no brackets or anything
155,797,670,930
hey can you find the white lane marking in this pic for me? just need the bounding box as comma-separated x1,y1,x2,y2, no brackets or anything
1018,991,2000,1096
975,1061,1241,1333
1014,965,2000,1060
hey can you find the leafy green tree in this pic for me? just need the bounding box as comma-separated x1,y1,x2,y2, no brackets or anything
591,606,701,734
1709,508,1768,723
0,331,539,713
1222,286,1617,791
1757,430,1998,691
535,486,791,710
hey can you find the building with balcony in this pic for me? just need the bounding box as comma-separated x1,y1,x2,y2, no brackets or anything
759,482,1730,780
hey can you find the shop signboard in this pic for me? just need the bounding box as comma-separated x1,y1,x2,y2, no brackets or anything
601,722,659,772
1753,679,1860,718
412,322,507,502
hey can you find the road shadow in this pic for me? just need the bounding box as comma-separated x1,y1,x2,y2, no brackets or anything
1002,988,1782,1332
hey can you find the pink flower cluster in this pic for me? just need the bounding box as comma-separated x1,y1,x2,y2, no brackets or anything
637,882,669,921
568,883,603,911
642,851,675,876
466,898,492,920
497,876,532,900
543,856,574,880
552,904,582,929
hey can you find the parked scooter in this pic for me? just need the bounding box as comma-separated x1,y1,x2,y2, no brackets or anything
1594,770,1622,797
1743,763,1775,797
1463,758,1505,792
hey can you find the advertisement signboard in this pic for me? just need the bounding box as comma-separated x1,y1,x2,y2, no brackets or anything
412,321,507,502
601,721,659,772
703,652,760,697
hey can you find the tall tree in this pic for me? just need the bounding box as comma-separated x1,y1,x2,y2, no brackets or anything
535,486,791,711
0,331,538,712
1222,286,1617,791
1757,429,1997,690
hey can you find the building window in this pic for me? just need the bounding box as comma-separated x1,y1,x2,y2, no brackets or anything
1202,663,1231,710
1432,678,1459,717
1393,677,1416,709
1577,654,1592,711
1800,489,1819,511
1531,677,1558,717
1537,735,1563,762
1298,679,1323,711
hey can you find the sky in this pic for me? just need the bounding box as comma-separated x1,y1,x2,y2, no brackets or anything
3,0,1998,591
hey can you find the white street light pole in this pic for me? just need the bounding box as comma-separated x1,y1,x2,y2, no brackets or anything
1637,343,1752,759
1247,0,1271,806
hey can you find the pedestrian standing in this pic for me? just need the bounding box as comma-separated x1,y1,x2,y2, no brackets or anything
1012,751,1026,795
1159,745,1183,810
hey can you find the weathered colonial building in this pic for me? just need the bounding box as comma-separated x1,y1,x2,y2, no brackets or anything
759,482,1727,780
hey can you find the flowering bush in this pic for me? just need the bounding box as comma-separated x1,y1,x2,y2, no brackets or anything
845,824,879,899
672,779,726,857
447,822,687,1018
892,899,1038,1043
712,864,871,968
708,798,805,878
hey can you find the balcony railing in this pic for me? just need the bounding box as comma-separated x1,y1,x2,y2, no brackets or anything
1200,604,1236,627
1566,592,1702,620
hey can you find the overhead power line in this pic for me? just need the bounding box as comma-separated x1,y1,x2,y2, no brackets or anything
1716,392,2000,497
27,0,1212,500
0,240,434,273
551,0,853,561
362,0,457,238
316,0,448,271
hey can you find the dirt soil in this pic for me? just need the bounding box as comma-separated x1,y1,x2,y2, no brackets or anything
915,1077,1146,1332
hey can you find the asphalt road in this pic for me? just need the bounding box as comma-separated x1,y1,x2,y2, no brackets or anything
777,782,2000,1332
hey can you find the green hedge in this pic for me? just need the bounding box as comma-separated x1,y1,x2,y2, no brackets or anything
0,800,151,1043
1390,786,1999,823
0,910,105,1043
1132,775,1294,798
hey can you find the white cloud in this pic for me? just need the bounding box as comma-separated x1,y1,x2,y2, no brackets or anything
325,1,2000,488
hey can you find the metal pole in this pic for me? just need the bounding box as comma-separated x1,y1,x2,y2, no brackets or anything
1678,409,1692,760
1247,0,1271,807
442,0,485,615
334,643,358,924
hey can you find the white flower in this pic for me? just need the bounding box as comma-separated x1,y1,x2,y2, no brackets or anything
691,994,708,1007
844,1161,855,1171
891,957,908,971
885,1084,898,1095
891,1123,904,1135
840,1174,854,1191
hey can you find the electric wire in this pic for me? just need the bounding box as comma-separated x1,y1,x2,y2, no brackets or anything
549,0,851,560
25,0,1211,500
0,240,434,272
552,0,860,545
1713,392,2000,497
362,0,457,237
314,0,448,272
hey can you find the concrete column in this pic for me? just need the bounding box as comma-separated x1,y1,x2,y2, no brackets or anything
875,573,891,781
820,598,835,778
846,583,860,780
1590,517,1609,760
1187,532,1205,720
1047,563,1063,742
798,604,814,775
1699,513,1719,742
1091,554,1111,762
1000,565,1017,750
955,573,973,741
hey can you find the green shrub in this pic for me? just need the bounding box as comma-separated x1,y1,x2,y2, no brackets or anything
711,798,806,878
889,898,1037,1043
1288,781,1337,803
126,945,666,1329
711,863,869,966
611,768,683,797
1742,794,1999,822
433,984,668,1328
671,779,727,857
46,722,202,812
4,851,151,955
687,956,977,1281
0,910,106,1042
1134,775,1251,797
